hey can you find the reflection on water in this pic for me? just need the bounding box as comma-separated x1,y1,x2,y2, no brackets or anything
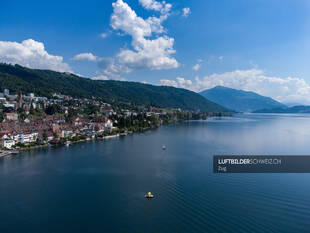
1,114,310,233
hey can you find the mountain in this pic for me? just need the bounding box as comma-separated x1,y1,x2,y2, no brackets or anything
199,86,286,112
283,102,303,107
253,105,310,113
0,63,230,112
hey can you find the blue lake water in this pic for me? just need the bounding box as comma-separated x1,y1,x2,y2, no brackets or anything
1,114,310,232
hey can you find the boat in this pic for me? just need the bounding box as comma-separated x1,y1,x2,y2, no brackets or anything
144,192,154,198
162,145,166,150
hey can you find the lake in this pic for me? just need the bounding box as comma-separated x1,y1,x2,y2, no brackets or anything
1,114,310,233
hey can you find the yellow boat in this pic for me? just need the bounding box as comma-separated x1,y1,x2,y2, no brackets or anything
144,192,154,198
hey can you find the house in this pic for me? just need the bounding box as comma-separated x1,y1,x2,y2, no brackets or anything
0,139,15,149
5,113,18,121
3,89,9,96
61,130,74,138
72,117,86,126
104,120,113,132
84,130,96,138
123,110,132,116
52,124,60,134
0,133,11,140
92,116,108,123
100,105,114,115
3,103,16,108
47,132,54,141
14,132,38,144
94,123,104,133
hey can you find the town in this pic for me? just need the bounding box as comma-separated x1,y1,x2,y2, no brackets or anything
0,88,226,153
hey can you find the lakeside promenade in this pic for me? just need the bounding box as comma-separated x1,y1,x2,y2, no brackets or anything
0,150,19,157
0,132,126,158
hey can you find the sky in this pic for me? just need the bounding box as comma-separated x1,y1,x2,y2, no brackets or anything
1,0,310,104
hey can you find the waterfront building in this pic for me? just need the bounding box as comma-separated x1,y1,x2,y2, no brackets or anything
0,139,15,149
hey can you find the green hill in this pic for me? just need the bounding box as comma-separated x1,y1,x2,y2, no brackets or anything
0,63,230,112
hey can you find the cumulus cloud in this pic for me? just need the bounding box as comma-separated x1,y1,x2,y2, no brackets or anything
0,39,71,72
160,77,192,89
138,0,172,14
73,53,97,61
97,57,127,77
192,63,201,71
108,0,178,73
160,69,310,105
100,32,110,38
182,7,191,17
91,75,109,80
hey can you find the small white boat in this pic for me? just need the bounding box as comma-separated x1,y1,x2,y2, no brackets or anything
162,145,166,150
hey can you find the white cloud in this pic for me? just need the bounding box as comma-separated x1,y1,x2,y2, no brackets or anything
160,79,178,87
73,53,98,61
91,75,109,80
192,63,201,71
182,7,191,17
100,33,109,38
160,77,192,89
138,0,172,14
97,57,129,77
0,39,71,72
160,69,310,105
91,74,126,81
109,0,178,73
218,56,224,61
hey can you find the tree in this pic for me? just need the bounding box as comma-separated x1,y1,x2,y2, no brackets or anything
150,114,160,125
85,104,99,115
42,131,48,141
45,104,62,115
29,105,35,115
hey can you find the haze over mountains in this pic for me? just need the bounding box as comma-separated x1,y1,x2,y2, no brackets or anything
0,63,230,113
199,86,286,112
253,106,310,113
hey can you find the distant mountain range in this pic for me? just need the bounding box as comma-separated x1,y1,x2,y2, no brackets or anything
283,102,303,107
253,106,310,113
199,86,286,112
0,63,230,113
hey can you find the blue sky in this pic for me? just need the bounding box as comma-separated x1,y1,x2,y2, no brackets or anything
1,0,310,104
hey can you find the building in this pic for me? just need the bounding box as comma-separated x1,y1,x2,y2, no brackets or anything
104,120,113,132
123,110,132,116
5,113,18,121
84,130,96,138
100,105,114,115
0,139,15,149
3,102,16,108
4,89,9,96
14,132,38,144
61,130,74,138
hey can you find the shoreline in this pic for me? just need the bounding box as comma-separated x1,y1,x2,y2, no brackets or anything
0,130,135,157
0,116,232,157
